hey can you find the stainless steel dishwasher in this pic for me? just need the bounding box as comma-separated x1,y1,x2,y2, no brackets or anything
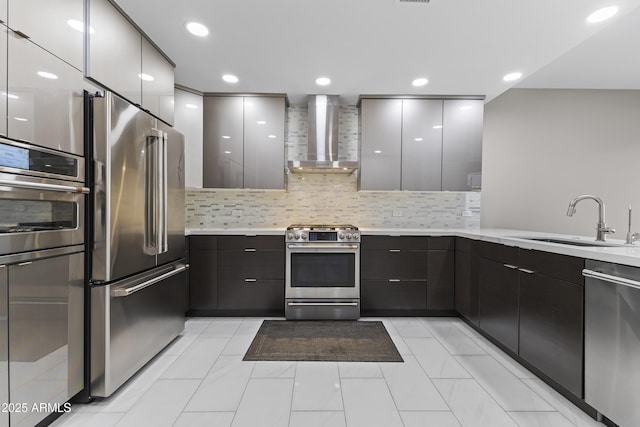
583,260,640,427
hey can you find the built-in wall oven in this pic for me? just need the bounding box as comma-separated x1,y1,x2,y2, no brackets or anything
285,224,360,320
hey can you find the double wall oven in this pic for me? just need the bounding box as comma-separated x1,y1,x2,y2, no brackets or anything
0,137,88,426
285,224,360,320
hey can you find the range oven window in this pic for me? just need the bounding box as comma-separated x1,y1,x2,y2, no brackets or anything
0,199,77,233
290,253,355,288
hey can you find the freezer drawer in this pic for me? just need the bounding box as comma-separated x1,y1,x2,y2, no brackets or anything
91,262,187,397
584,260,640,427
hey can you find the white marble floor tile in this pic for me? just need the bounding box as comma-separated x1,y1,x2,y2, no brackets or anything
470,335,536,379
173,412,235,427
405,338,472,378
183,318,213,335
338,362,383,378
222,333,256,355
399,411,462,427
391,318,433,338
388,333,412,355
451,319,483,338
425,322,486,355
292,362,343,411
507,411,576,427
114,379,199,427
185,356,254,411
380,355,449,411
433,379,519,427
49,412,124,427
163,333,199,356
341,378,404,427
77,354,178,413
161,337,228,379
200,318,243,337
456,355,554,411
251,361,296,378
231,379,294,427
521,378,605,427
289,411,346,427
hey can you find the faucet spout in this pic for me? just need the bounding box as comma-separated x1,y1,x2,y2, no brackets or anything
566,195,614,242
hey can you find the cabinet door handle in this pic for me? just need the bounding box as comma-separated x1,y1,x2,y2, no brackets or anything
389,249,401,253
244,248,257,252
503,264,518,269
388,279,401,282
245,278,257,282
13,30,30,39
518,268,535,274
17,261,32,267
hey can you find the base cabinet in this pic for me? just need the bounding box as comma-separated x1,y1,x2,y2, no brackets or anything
455,238,479,325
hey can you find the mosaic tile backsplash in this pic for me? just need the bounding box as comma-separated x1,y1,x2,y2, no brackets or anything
187,105,481,230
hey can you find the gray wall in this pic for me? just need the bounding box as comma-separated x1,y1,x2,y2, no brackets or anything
481,88,640,240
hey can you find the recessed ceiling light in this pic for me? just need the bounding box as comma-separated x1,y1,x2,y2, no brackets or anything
256,120,266,125
315,77,331,86
67,19,95,34
185,103,198,110
224,151,231,154
503,72,523,82
222,74,239,83
138,73,154,81
587,6,619,23
414,137,423,142
222,135,231,139
37,71,58,80
374,150,382,154
412,78,428,87
186,22,209,37
459,105,473,111
14,117,28,122
433,125,443,129
268,135,277,139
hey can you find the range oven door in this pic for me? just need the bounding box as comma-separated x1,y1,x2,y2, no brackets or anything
286,243,360,300
0,173,87,255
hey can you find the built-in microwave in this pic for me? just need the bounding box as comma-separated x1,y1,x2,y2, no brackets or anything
0,138,88,255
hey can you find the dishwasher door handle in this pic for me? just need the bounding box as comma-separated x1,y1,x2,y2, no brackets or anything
582,269,640,291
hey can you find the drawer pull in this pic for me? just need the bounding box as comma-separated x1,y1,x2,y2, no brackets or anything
244,248,257,252
245,278,257,282
389,249,401,253
503,264,518,270
518,268,535,274
388,279,401,282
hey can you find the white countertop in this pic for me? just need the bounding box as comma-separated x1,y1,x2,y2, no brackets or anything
186,227,640,268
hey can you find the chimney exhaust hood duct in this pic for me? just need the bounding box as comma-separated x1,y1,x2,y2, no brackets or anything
287,95,358,174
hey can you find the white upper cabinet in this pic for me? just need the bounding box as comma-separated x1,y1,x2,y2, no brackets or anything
88,0,142,105
8,0,84,71
141,37,174,125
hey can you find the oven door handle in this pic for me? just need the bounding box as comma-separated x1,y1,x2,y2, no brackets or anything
287,244,359,250
287,302,359,307
0,179,90,194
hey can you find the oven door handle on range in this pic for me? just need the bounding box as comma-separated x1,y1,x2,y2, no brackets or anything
0,179,90,194
287,302,359,307
287,244,359,251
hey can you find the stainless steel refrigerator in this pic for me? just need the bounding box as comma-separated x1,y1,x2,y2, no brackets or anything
88,91,187,398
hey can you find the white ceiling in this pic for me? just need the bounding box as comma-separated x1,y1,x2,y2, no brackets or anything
114,0,640,105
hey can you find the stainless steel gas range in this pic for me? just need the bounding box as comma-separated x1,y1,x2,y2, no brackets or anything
285,224,360,320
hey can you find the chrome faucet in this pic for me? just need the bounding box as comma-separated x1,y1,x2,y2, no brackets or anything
566,195,615,242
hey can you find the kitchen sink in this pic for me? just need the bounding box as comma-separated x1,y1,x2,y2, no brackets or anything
512,236,625,247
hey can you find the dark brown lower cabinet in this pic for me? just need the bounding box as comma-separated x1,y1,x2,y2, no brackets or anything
455,238,479,325
361,280,427,314
427,249,455,311
478,257,520,354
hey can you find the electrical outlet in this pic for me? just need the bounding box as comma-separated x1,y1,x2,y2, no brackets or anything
392,210,403,217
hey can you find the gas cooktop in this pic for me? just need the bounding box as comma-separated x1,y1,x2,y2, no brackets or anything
286,224,359,231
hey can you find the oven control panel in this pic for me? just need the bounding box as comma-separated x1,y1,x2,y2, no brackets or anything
286,229,360,243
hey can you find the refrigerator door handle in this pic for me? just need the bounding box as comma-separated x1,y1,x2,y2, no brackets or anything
144,130,163,256
161,131,169,254
111,264,189,297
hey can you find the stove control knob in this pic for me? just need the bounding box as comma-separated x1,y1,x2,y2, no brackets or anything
287,233,294,240
294,233,301,239
347,233,353,240
339,233,346,239
301,233,308,240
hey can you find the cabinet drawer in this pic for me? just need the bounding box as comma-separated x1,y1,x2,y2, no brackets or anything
218,250,284,280
217,279,284,311
519,249,584,285
428,236,455,250
361,250,427,280
361,235,428,250
189,235,217,250
218,235,284,250
480,241,518,265
361,279,427,311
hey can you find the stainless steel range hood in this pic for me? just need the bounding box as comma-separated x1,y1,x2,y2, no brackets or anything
287,95,358,174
